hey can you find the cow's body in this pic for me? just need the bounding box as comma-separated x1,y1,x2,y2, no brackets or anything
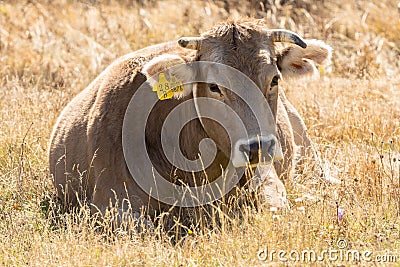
49,20,332,218
50,42,181,212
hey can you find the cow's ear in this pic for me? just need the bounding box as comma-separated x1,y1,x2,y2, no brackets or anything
142,54,195,99
277,39,332,79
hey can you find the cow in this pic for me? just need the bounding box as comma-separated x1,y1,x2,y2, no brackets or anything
48,20,332,226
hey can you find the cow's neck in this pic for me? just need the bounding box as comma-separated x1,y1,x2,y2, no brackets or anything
145,94,230,186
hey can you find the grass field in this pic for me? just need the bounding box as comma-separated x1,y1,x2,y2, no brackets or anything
0,0,400,265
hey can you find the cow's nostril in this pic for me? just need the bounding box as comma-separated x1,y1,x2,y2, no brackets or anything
239,142,260,153
240,139,276,165
248,142,260,164
232,135,281,168
249,142,259,153
238,143,248,153
239,141,261,165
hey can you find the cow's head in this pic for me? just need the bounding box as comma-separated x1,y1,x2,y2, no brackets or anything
142,21,332,168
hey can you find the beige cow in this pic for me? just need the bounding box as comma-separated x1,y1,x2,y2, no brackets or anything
49,20,332,221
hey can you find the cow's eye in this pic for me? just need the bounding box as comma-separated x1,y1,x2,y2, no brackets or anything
209,84,222,94
270,75,279,88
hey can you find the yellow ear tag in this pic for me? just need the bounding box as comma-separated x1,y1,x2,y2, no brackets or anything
318,65,325,75
152,73,184,100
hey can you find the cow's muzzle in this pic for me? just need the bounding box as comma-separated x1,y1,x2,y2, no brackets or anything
232,135,283,168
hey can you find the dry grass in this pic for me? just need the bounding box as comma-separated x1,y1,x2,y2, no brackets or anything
1,0,400,265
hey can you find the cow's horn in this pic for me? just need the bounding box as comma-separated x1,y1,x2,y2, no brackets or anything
269,29,307,49
178,37,203,50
